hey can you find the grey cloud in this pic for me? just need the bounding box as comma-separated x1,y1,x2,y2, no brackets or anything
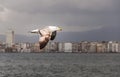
0,0,120,36
2,0,120,14
0,6,4,12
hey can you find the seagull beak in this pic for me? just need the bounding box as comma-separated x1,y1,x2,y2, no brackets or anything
58,27,62,31
30,29,39,33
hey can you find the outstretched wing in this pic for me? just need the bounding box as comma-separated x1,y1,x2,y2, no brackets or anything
50,31,57,40
39,35,50,49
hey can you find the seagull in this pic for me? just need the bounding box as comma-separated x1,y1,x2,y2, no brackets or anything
30,26,62,49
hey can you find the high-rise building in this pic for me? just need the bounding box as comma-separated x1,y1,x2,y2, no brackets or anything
6,29,14,47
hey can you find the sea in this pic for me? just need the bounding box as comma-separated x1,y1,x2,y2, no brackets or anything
0,53,120,77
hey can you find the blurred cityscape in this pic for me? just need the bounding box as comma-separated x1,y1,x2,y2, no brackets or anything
0,29,120,53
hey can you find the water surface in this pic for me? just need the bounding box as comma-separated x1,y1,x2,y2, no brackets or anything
0,53,120,77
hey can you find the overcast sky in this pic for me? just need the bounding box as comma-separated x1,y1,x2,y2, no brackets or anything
0,0,120,41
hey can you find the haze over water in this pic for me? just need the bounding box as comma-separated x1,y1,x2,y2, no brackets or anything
0,53,120,77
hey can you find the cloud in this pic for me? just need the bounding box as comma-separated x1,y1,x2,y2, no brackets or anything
2,0,118,13
0,6,4,12
0,0,120,36
0,5,10,22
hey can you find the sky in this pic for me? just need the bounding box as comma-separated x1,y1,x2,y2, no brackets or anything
0,0,120,41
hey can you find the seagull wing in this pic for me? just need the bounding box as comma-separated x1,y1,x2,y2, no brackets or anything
39,35,50,49
50,31,57,40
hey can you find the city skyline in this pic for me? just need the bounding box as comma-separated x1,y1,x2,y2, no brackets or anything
0,0,120,41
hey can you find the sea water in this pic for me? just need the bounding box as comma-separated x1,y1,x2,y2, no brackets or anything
0,53,120,77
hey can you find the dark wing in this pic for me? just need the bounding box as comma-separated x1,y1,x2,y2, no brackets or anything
39,35,50,49
50,31,57,40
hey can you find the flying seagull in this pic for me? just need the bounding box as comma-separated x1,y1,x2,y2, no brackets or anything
30,26,62,49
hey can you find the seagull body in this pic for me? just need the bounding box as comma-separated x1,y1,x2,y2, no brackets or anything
30,26,62,49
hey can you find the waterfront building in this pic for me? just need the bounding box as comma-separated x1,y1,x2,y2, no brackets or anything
81,41,90,53
107,41,112,52
101,41,108,53
52,42,59,52
78,42,82,52
0,41,5,52
45,42,58,52
89,42,97,52
112,42,119,52
96,43,103,53
2,39,120,53
32,42,41,52
72,42,79,52
118,42,120,52
58,42,64,52
14,43,21,52
107,41,119,53
64,42,72,52
6,29,14,47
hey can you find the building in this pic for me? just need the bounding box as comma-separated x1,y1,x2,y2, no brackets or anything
58,42,64,52
64,42,72,52
50,42,58,52
6,29,14,47
118,42,120,52
89,42,97,53
19,43,31,52
101,41,108,53
81,41,90,53
96,43,103,53
0,41,5,52
78,42,82,52
31,42,41,52
107,41,119,53
45,42,58,52
72,42,79,52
